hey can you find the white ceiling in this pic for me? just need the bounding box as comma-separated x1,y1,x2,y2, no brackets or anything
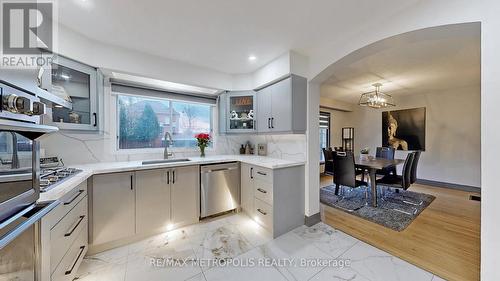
58,0,420,74
320,23,481,103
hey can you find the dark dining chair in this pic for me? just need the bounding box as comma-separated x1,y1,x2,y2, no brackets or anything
410,150,422,184
333,152,369,212
377,152,419,215
322,147,334,176
376,146,396,177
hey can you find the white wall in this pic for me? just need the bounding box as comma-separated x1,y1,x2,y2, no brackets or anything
57,25,236,91
480,2,500,280
305,82,320,217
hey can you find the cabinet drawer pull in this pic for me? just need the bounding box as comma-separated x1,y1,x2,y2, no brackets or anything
65,215,85,237
250,167,254,179
257,188,267,194
172,170,175,184
65,245,86,275
257,171,267,176
63,190,84,205
167,171,170,184
257,208,267,216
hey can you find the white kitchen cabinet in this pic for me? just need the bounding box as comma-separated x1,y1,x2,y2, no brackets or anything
171,165,199,226
89,166,200,254
225,91,257,133
135,169,171,234
43,55,100,131
218,92,228,134
240,164,304,238
256,75,307,134
240,163,254,217
270,77,292,132
256,86,272,133
91,172,135,246
40,180,88,281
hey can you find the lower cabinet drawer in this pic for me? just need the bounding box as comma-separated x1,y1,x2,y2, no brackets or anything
254,179,273,205
254,198,273,231
253,167,273,183
51,224,88,281
50,197,88,273
47,181,87,229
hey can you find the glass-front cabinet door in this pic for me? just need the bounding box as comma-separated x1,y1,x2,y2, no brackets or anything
227,91,256,133
45,56,98,131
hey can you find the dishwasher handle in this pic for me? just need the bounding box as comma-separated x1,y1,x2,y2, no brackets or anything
200,163,239,173
201,167,238,173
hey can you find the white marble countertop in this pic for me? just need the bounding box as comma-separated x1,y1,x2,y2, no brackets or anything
38,155,305,203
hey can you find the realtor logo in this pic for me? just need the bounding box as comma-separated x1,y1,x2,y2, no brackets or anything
2,1,53,55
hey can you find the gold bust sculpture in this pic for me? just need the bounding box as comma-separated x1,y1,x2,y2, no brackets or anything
387,112,408,150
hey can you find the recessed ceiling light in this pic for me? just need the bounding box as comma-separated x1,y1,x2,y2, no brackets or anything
248,55,257,61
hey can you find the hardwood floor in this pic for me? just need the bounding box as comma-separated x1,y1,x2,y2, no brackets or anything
320,175,480,281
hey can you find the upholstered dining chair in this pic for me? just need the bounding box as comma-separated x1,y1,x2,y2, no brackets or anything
410,150,422,184
322,147,334,176
377,152,419,215
376,146,396,177
333,152,369,212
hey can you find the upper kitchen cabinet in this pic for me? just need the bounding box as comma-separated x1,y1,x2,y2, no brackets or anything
257,75,307,134
220,91,256,134
43,56,100,131
218,92,228,134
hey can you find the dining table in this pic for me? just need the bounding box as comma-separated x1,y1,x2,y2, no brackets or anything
327,157,405,207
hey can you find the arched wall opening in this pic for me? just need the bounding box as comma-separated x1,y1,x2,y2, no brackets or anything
303,20,496,280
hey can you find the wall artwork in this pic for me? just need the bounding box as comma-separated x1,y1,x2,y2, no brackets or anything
382,107,426,151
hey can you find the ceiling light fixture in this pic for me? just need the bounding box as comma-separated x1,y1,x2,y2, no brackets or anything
358,83,395,109
248,55,257,61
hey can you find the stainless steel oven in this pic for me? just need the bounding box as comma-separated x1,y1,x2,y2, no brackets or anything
0,200,58,281
0,80,58,280
0,81,57,222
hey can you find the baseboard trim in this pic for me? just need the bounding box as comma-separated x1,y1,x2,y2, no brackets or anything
416,179,480,193
305,212,321,227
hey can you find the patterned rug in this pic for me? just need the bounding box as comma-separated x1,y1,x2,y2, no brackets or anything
320,185,435,231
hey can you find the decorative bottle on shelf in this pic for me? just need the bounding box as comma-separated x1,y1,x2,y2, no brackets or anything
239,145,245,154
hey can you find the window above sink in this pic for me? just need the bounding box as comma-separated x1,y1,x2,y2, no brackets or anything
115,93,214,151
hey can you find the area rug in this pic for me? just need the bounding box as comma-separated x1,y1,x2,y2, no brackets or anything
320,185,435,231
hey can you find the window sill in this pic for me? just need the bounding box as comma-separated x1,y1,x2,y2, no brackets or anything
114,147,215,155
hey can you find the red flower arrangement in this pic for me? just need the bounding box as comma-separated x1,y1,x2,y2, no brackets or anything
195,133,211,157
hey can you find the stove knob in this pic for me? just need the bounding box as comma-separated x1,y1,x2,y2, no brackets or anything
32,101,46,115
2,94,32,114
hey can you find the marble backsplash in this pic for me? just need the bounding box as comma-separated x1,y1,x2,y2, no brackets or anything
215,134,306,162
40,132,306,166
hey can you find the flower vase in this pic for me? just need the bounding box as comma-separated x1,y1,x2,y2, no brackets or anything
199,146,206,157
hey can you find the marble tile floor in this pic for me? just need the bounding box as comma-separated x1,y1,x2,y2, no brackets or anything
74,213,447,281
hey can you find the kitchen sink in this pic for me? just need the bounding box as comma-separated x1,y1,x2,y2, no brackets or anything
141,158,191,165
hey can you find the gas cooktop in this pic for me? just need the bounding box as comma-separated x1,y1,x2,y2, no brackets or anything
40,167,82,192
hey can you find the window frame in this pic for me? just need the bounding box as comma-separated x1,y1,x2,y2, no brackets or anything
114,92,215,153
319,111,331,162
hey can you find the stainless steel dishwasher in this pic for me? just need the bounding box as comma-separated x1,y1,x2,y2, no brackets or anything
200,162,240,218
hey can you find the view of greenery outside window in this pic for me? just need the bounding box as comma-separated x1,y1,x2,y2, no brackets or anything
319,111,331,162
118,95,213,149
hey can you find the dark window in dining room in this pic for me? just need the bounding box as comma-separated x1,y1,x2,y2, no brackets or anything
319,111,331,162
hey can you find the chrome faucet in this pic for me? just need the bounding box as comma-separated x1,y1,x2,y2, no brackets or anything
163,132,174,159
